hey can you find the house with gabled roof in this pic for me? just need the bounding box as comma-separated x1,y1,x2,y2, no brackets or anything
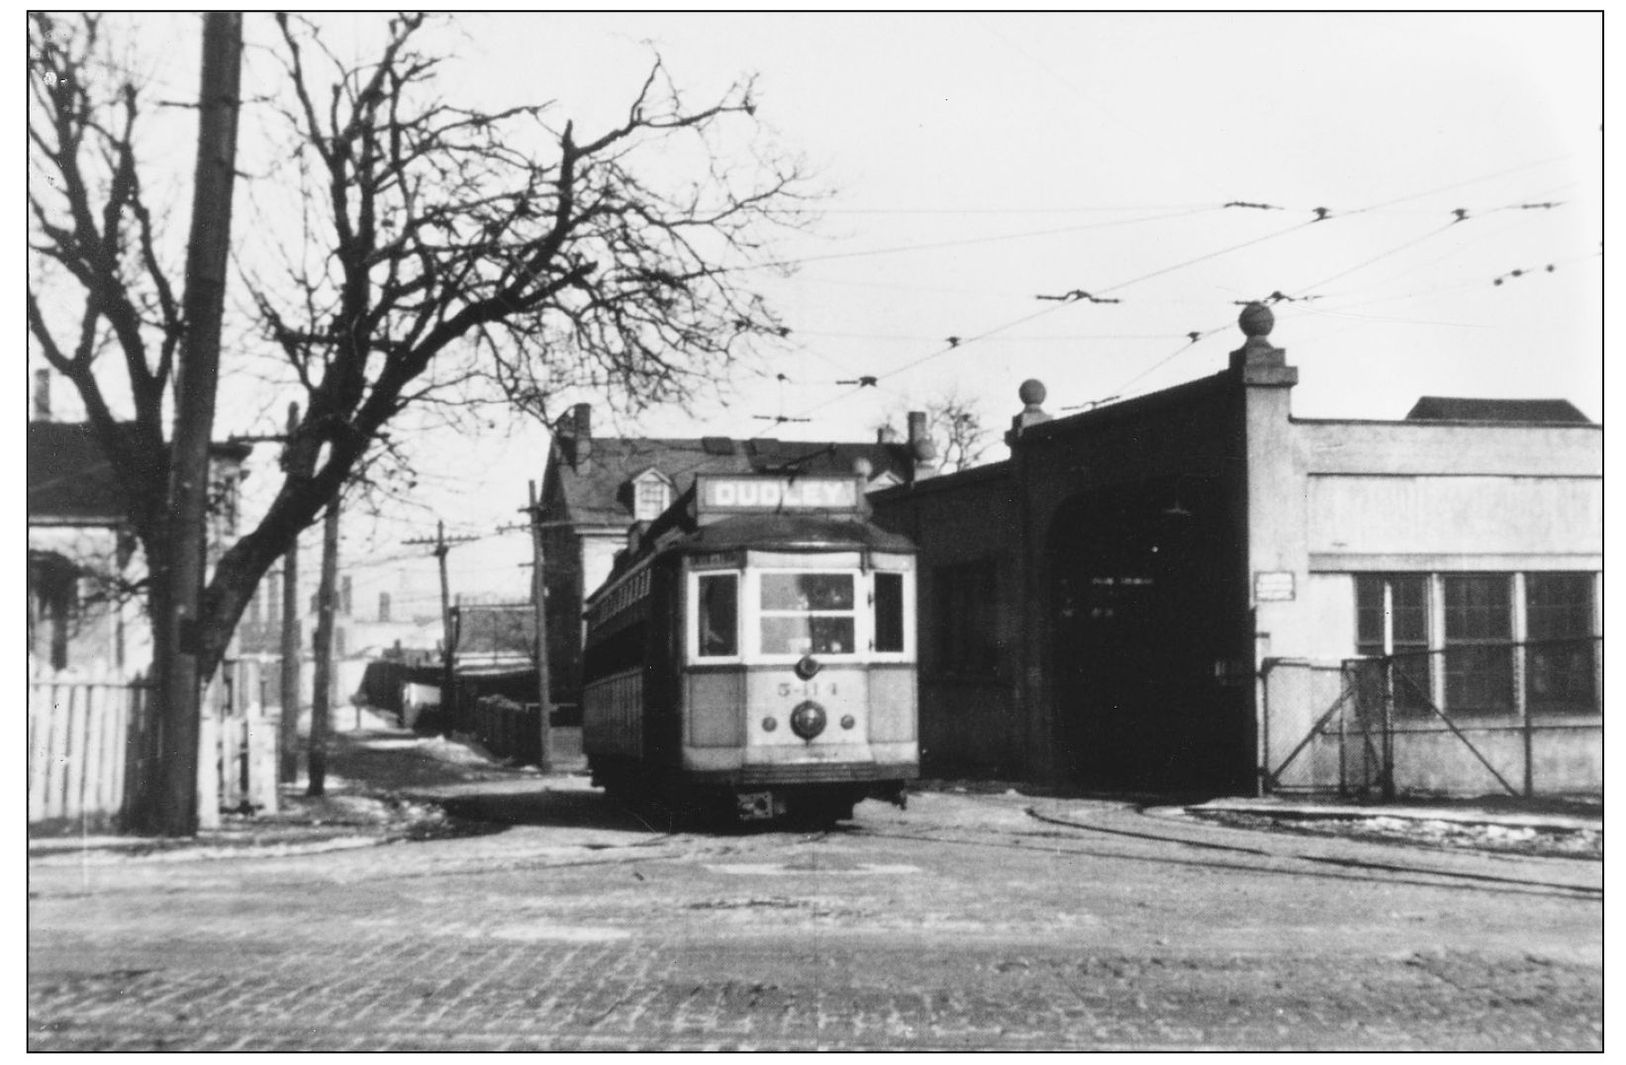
536,403,937,714
27,372,249,680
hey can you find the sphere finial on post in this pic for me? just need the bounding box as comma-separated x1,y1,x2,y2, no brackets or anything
1238,301,1275,339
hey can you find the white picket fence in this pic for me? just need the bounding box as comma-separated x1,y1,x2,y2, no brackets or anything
28,659,281,832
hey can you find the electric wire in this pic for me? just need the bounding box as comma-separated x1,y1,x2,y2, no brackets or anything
747,204,1220,272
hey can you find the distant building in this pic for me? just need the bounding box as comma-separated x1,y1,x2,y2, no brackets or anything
537,403,939,712
235,553,445,710
451,601,535,675
1403,396,1592,423
870,305,1601,797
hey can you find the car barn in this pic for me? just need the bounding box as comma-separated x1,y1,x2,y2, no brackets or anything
869,304,1601,799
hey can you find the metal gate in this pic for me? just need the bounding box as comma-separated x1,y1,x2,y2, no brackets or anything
1262,638,1601,799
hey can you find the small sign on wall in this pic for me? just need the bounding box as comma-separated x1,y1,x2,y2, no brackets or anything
1254,571,1296,602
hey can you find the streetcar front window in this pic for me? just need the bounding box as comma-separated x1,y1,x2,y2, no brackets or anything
697,573,739,657
759,573,856,655
874,572,905,652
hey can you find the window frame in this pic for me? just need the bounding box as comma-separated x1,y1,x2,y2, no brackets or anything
1523,572,1599,716
688,556,915,666
1354,574,1433,715
873,571,906,654
754,569,862,659
633,472,673,522
1350,570,1599,720
1441,573,1515,716
687,569,742,664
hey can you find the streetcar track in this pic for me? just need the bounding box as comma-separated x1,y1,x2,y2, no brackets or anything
1021,807,1601,899
846,820,1600,902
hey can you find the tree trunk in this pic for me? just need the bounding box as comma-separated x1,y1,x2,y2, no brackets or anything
126,557,173,831
130,12,242,837
308,498,341,797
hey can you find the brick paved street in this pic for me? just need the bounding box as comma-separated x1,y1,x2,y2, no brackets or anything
28,729,1602,1051
30,798,1601,1049
26,936,1604,1051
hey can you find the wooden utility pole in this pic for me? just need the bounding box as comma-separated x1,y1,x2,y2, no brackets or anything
278,402,302,784
528,481,554,772
307,497,341,796
146,12,243,835
404,522,477,722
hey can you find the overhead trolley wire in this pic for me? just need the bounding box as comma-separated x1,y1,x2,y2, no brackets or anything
745,205,1220,272
675,154,1590,443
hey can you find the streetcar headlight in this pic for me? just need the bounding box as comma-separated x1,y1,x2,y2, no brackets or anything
840,715,855,730
789,700,827,741
761,716,778,732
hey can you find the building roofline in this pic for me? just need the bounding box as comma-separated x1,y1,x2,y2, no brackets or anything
868,458,1013,502
1018,368,1234,443
1291,415,1603,430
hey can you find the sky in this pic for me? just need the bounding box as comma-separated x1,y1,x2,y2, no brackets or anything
482,11,1602,432
26,11,1606,613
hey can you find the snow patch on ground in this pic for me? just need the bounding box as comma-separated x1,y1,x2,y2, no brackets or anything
1193,809,1601,860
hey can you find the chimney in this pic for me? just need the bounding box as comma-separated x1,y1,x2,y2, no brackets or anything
906,410,937,482
32,369,51,422
571,403,593,468
876,424,900,444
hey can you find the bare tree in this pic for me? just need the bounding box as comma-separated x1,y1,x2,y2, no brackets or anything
29,12,812,834
29,11,244,834
879,391,994,474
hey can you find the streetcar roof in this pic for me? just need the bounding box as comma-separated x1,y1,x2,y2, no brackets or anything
672,512,916,555
586,511,915,607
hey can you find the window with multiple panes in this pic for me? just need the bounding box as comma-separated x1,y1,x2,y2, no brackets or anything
1353,572,1597,718
1442,574,1514,714
1354,575,1432,713
1525,573,1597,715
759,573,856,656
634,475,671,521
693,569,906,660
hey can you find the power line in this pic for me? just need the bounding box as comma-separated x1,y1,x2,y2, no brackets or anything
683,157,1594,442
1291,220,1458,297
777,202,1215,216
1098,217,1320,295
1342,153,1574,217
745,205,1220,271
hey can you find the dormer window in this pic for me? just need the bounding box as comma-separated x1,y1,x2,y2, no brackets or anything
632,469,672,521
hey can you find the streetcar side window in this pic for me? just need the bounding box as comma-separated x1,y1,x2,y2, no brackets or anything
696,573,739,657
874,572,905,653
760,573,855,656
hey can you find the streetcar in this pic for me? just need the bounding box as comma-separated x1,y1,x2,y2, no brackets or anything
581,472,919,824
